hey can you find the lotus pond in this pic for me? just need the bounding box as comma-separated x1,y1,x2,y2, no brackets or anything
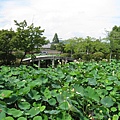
0,61,120,120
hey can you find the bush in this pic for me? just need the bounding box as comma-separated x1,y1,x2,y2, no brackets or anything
60,53,71,57
92,52,104,61
0,52,16,65
72,53,83,59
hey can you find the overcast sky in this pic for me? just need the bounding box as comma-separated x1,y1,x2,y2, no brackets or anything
0,0,120,41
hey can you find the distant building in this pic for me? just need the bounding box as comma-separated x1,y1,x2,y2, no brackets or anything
41,43,61,55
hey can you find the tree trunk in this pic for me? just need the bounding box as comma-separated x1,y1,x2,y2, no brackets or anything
19,51,27,65
109,50,112,62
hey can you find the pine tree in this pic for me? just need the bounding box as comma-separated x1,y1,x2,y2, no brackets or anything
52,33,59,43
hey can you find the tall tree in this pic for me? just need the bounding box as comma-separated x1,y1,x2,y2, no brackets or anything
52,33,59,43
13,20,47,64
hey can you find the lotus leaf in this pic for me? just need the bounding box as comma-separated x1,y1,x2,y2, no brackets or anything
59,101,69,110
17,117,27,120
27,107,40,117
101,96,114,107
7,108,23,118
48,98,56,106
18,102,30,110
33,116,42,120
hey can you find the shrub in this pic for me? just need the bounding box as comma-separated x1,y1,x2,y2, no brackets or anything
0,52,16,65
60,53,71,57
92,52,104,61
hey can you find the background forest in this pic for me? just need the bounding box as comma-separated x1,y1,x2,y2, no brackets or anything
0,20,120,66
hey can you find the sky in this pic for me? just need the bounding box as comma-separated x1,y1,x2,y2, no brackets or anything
0,0,120,41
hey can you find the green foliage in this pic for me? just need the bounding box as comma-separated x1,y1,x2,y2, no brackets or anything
0,29,16,65
109,25,120,60
13,20,47,64
1,61,120,119
64,37,110,61
92,52,104,61
56,42,65,53
0,29,15,52
0,20,48,65
60,53,70,57
50,44,56,50
82,54,92,61
0,52,16,65
64,38,77,57
14,51,24,59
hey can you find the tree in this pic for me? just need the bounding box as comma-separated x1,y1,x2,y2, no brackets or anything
56,42,65,53
13,20,47,64
0,29,16,64
64,38,78,57
52,33,59,43
109,26,120,60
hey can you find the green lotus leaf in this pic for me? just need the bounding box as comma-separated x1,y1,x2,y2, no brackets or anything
7,108,23,118
111,107,117,112
40,106,46,112
118,112,120,116
108,76,118,81
101,96,114,107
42,78,48,84
0,85,4,88
28,81,39,89
88,78,97,85
28,90,41,100
114,81,120,86
56,93,66,104
18,101,30,110
33,116,42,120
17,80,26,89
118,104,120,111
112,115,119,120
48,98,56,106
51,90,58,97
106,86,113,91
44,88,51,99
3,116,14,120
17,117,27,120
74,84,84,96
66,75,74,82
5,95,18,105
0,90,13,99
0,100,6,108
27,107,40,117
59,101,69,110
86,86,100,102
0,110,6,120
18,86,30,95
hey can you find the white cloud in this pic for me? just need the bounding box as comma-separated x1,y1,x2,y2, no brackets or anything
0,0,120,40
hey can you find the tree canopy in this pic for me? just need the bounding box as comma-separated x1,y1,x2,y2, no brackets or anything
0,29,16,64
12,20,47,64
0,20,48,65
109,25,120,60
